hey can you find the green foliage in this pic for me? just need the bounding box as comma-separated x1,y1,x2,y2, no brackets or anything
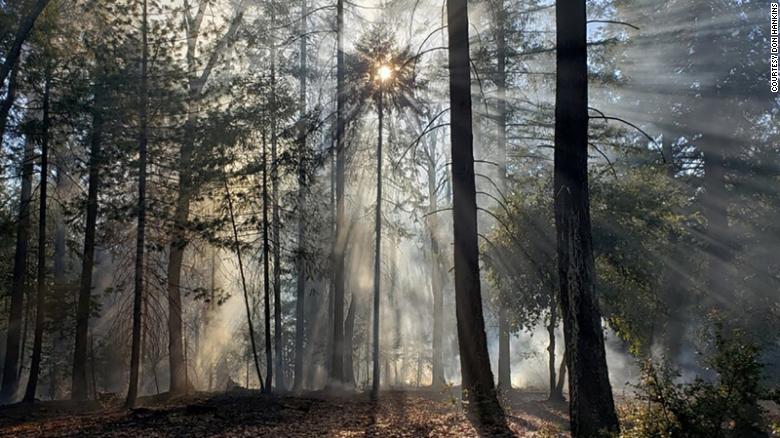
623,326,769,437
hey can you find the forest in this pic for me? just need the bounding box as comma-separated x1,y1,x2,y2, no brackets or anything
0,0,778,436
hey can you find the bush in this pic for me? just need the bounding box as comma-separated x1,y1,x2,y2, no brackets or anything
622,327,769,437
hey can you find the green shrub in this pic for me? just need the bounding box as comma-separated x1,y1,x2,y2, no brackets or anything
622,327,768,437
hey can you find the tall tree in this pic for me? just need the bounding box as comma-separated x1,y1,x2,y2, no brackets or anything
292,0,308,393
0,136,35,403
71,66,105,401
126,0,149,408
167,0,245,396
445,0,504,425
262,129,273,392
371,87,384,399
492,0,511,391
553,0,619,435
23,66,52,403
329,0,346,386
270,31,284,392
424,126,445,389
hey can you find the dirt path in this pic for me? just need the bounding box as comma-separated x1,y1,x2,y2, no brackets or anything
0,390,569,437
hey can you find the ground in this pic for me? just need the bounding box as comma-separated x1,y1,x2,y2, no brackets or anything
0,389,569,437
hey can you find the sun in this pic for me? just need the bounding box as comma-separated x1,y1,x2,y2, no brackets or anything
377,64,394,82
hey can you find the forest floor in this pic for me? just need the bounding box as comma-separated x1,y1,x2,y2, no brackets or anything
0,388,570,437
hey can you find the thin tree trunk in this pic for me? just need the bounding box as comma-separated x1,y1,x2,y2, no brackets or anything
556,348,566,396
0,136,35,403
371,91,383,400
446,0,504,426
0,64,19,146
270,40,284,392
494,0,511,391
0,0,50,90
343,295,356,387
425,130,445,389
24,67,52,403
329,0,346,386
548,286,563,401
262,130,273,392
293,0,308,393
72,77,104,401
554,0,619,433
126,0,149,408
224,180,265,390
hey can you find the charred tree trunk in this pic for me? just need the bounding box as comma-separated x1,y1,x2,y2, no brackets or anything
293,0,308,393
126,0,149,407
0,137,35,403
262,130,273,392
329,0,346,386
24,67,52,403
554,0,619,434
445,0,504,426
72,77,104,401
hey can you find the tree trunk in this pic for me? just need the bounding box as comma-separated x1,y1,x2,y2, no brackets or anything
262,130,273,392
445,0,504,425
72,78,104,401
329,0,346,386
548,286,564,401
554,0,619,434
493,0,512,392
371,92,383,399
126,0,149,408
0,64,19,146
425,129,445,389
0,136,35,403
0,0,50,90
270,42,284,392
343,295,356,387
293,0,308,393
24,67,52,403
556,348,566,396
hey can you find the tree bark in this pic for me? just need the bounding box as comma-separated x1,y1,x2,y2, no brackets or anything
0,136,35,403
329,0,346,386
126,0,149,408
23,68,51,403
445,0,504,426
72,78,104,401
554,0,619,434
